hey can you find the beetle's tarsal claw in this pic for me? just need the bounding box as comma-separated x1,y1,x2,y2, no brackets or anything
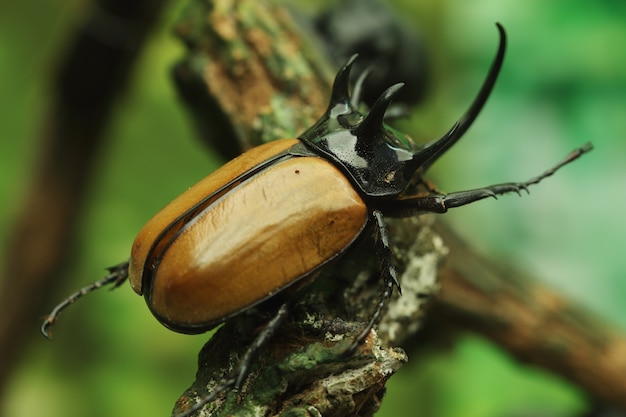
580,142,593,153
41,319,54,340
353,83,404,137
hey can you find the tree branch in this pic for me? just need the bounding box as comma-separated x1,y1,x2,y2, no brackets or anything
433,222,626,409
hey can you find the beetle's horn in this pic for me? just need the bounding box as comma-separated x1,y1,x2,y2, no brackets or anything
353,83,404,137
329,54,359,111
350,67,373,108
412,23,507,171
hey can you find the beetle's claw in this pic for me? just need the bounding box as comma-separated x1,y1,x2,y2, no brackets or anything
40,318,54,340
520,184,530,194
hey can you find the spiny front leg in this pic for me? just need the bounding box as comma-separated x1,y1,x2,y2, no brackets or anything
385,142,592,216
346,210,401,354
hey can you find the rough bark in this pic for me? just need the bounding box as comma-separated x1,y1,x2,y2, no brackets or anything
434,222,626,409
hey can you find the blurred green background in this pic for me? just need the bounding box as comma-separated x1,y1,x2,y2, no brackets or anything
1,1,624,416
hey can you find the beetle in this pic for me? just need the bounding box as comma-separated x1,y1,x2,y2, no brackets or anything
42,24,591,416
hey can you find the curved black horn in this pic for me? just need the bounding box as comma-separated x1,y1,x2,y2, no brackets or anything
413,23,507,171
350,67,373,108
329,54,359,110
352,83,404,138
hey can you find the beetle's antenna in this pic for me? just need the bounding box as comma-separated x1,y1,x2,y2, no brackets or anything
352,82,404,138
41,261,129,339
412,23,507,171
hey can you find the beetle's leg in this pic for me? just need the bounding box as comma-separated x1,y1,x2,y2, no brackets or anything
346,210,400,354
385,143,592,216
234,301,290,387
40,261,130,339
178,302,290,417
176,377,236,417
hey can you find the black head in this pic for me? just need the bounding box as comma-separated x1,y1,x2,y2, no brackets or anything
299,23,507,198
